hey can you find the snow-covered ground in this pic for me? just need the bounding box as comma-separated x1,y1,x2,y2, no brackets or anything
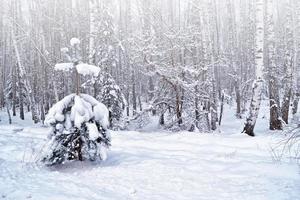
0,104,299,200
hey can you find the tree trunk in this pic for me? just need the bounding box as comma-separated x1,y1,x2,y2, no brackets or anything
6,105,12,124
195,86,200,129
175,86,183,125
269,78,282,129
12,63,17,116
12,30,40,123
159,113,165,125
266,0,282,130
148,76,156,115
219,92,225,126
292,0,300,116
138,95,142,112
132,69,137,115
126,91,130,117
235,80,242,118
17,65,24,120
211,80,218,131
40,102,45,122
243,0,265,136
282,88,292,124
281,8,294,124
292,93,300,115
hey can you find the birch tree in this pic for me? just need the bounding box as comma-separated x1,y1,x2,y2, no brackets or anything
243,0,265,136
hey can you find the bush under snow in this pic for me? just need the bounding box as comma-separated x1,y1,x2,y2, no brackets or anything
41,94,111,166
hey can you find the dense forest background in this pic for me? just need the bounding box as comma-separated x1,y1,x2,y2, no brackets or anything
0,0,299,134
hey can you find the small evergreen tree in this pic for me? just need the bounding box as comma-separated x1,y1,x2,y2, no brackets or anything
99,72,125,128
42,93,111,165
41,38,111,166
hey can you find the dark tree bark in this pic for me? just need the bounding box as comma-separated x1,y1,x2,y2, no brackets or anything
282,88,292,124
219,92,225,126
12,64,17,117
132,69,137,115
17,65,24,120
292,92,300,115
211,80,218,131
269,78,282,130
266,0,282,130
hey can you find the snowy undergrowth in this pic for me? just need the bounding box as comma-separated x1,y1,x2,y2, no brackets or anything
0,104,299,200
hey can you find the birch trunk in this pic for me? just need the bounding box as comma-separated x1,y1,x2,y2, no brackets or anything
243,0,265,136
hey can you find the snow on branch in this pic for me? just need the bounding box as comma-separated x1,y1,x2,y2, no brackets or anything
45,94,76,126
45,93,109,129
54,62,100,77
70,37,81,46
81,94,110,128
76,63,100,77
54,63,74,72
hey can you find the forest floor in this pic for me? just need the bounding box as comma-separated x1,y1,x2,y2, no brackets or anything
0,103,299,200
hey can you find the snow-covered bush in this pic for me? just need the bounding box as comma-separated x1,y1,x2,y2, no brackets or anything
41,38,111,166
41,94,111,166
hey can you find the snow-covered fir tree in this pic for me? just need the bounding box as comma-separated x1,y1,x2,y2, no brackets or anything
98,72,125,129
41,38,111,166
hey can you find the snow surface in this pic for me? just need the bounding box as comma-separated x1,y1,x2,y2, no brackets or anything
0,105,299,200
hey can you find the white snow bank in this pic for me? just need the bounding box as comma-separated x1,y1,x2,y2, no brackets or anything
0,126,299,200
1,101,299,200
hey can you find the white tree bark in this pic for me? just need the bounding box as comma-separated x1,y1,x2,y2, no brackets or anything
243,0,265,136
